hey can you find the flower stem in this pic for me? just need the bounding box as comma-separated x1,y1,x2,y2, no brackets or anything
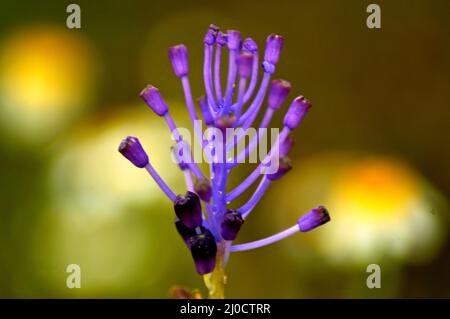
203,242,227,299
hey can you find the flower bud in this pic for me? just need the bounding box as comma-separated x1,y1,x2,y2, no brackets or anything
140,85,169,116
266,156,292,181
204,24,219,45
264,34,283,65
221,210,244,240
298,206,330,232
169,44,189,77
174,191,202,229
190,228,217,274
268,79,291,110
243,38,258,53
227,30,241,51
194,178,212,202
283,96,312,130
118,136,149,168
216,31,227,46
237,52,253,78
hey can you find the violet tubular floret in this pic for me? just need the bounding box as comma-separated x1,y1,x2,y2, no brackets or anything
118,136,149,168
268,79,291,110
169,44,189,78
174,191,203,229
298,205,331,232
190,228,217,275
140,85,169,116
221,210,244,241
283,96,312,130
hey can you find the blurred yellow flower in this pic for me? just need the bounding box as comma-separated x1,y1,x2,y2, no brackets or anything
267,153,448,266
0,26,95,143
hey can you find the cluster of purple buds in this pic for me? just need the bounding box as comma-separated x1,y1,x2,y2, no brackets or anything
118,24,330,275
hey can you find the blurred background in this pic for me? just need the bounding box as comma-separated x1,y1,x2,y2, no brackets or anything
0,0,449,298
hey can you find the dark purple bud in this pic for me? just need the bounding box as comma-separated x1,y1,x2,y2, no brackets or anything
174,191,202,229
140,85,169,116
190,229,217,274
194,178,212,202
237,52,253,78
197,96,214,126
264,33,283,65
279,133,295,157
169,44,189,78
243,38,258,53
215,114,236,131
298,206,330,232
204,24,219,45
170,143,189,170
267,156,292,181
216,31,227,46
220,210,244,240
283,96,312,130
118,136,149,168
175,220,205,247
227,30,241,51
268,79,291,110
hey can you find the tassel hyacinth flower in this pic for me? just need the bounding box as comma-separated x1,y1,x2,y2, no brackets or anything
118,24,331,298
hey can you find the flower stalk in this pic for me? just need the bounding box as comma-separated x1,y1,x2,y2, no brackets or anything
118,24,331,298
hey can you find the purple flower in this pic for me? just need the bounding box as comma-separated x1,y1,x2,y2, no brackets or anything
118,24,330,287
118,136,149,168
174,191,203,229
298,206,331,232
169,44,189,78
221,210,244,240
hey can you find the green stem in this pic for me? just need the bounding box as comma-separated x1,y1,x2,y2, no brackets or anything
203,243,227,298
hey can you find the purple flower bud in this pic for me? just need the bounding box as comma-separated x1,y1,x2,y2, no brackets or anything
169,44,189,78
140,85,169,116
194,178,212,202
264,33,284,65
170,143,189,170
279,133,295,157
118,136,149,168
221,210,244,240
237,52,253,78
298,206,330,232
175,220,206,247
197,96,214,126
190,229,217,274
268,79,291,110
243,38,258,53
204,24,219,45
216,31,227,46
227,30,241,51
174,191,202,229
283,96,312,130
267,156,292,181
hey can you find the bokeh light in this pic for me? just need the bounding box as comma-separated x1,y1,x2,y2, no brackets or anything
267,153,448,266
0,26,95,143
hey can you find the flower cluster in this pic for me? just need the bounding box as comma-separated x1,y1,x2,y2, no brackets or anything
118,24,330,295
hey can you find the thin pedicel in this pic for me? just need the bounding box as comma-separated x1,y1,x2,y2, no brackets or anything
118,24,331,298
